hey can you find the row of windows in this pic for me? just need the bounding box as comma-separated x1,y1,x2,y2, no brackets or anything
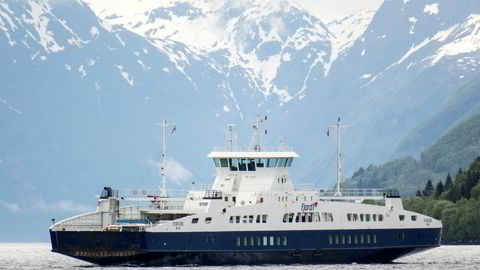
213,158,293,171
229,214,268,224
282,212,334,223
329,234,377,245
236,236,288,247
399,215,417,221
191,217,212,224
347,213,384,222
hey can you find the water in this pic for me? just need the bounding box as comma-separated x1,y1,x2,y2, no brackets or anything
0,243,479,270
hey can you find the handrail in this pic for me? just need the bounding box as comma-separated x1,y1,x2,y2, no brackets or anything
318,188,400,198
212,146,294,152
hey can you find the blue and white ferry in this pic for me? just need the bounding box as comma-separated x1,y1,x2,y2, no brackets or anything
49,117,442,265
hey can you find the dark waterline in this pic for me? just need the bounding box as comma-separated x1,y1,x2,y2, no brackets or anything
0,243,479,270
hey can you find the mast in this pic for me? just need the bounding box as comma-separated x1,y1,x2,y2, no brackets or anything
158,120,175,197
227,124,235,151
329,117,347,196
249,115,267,151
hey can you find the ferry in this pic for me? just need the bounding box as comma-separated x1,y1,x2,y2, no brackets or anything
49,117,442,265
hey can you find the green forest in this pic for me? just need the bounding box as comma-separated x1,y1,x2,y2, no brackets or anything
404,157,480,244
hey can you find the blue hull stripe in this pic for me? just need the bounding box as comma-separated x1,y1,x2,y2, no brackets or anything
50,228,441,265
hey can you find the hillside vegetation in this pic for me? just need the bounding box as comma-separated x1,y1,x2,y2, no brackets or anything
404,157,480,243
348,113,480,196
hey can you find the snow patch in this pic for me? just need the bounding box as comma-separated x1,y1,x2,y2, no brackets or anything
115,65,134,86
361,49,365,56
408,17,417,35
89,26,99,37
78,65,86,77
116,33,125,46
424,4,439,15
223,105,231,112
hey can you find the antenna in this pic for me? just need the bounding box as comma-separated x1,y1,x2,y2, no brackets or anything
249,115,267,151
328,117,348,196
227,124,235,151
156,120,176,197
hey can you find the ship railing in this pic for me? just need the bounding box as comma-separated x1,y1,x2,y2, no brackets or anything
50,211,102,231
125,189,189,198
318,188,394,198
147,199,185,210
294,184,316,191
212,145,294,152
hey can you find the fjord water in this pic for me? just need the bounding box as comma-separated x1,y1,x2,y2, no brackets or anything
0,244,479,270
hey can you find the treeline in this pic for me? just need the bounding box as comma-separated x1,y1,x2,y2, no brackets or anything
404,157,480,244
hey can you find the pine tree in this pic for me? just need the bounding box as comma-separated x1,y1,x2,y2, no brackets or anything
464,171,478,199
423,179,435,197
416,190,422,197
435,181,445,198
445,174,453,190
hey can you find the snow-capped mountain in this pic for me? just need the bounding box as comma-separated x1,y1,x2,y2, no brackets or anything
87,0,336,103
322,0,480,161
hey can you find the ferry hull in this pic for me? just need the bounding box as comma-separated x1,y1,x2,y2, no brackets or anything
50,228,441,266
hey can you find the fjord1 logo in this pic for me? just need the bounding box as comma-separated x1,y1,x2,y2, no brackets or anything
300,202,318,211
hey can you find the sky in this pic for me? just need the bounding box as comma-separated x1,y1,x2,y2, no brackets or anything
295,0,384,22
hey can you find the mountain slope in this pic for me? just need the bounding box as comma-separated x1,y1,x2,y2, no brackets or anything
348,112,480,196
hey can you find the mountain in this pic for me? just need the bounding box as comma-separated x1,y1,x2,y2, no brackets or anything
347,112,480,196
86,0,337,104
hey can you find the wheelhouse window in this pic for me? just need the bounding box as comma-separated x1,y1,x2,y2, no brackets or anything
256,158,265,168
213,158,220,167
220,158,229,168
238,159,247,171
192,218,199,224
205,217,212,224
287,158,293,167
411,215,417,221
399,215,405,221
267,158,277,167
247,159,256,171
229,158,238,171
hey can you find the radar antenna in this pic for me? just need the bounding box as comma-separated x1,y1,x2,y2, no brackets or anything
249,115,267,151
227,124,235,151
